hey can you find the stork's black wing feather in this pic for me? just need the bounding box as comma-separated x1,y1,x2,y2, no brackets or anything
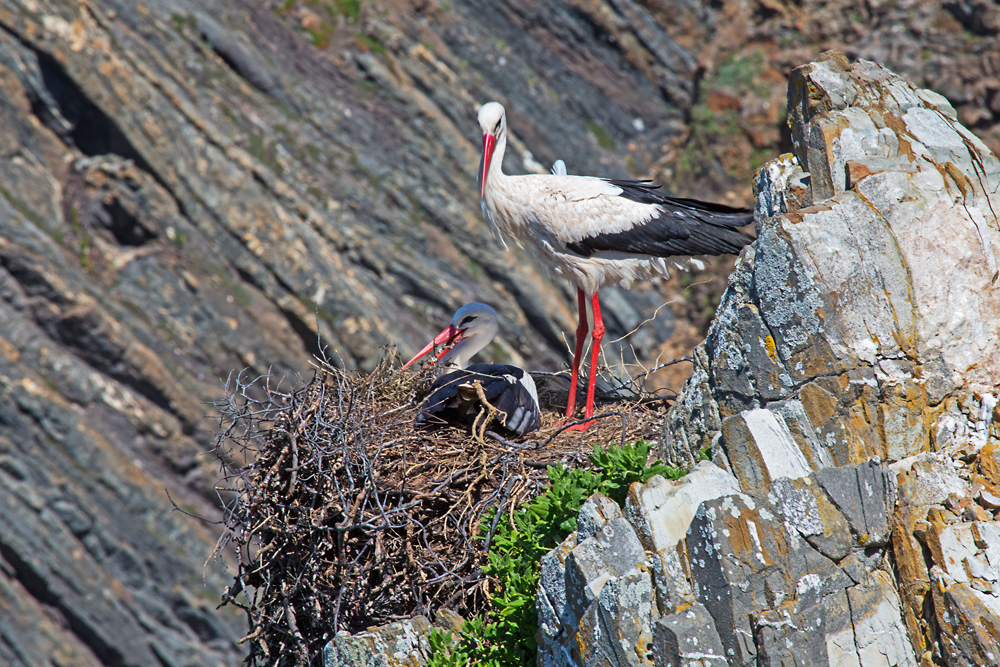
608,180,755,227
566,180,755,258
466,364,541,435
415,365,540,436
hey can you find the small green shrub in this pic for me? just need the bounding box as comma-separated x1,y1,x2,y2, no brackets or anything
427,627,472,667
430,440,680,667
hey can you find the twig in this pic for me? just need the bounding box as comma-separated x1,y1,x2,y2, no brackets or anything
632,356,693,381
165,488,222,524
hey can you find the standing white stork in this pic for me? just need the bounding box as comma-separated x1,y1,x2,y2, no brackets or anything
476,102,755,430
403,303,541,436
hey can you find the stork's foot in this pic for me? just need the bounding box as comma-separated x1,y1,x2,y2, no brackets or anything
557,416,596,432
562,419,596,432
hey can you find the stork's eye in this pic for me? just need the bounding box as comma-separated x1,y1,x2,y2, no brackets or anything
493,120,501,134
459,316,475,327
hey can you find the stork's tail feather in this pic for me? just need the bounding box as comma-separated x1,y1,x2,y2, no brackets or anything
686,226,757,254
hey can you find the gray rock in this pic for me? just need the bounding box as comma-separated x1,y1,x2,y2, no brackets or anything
664,53,1000,473
579,493,625,542
720,408,812,495
542,517,653,667
565,517,648,624
538,532,578,667
193,12,288,104
624,464,740,613
651,602,726,667
659,49,1000,667
767,476,853,562
645,548,694,619
575,567,657,667
625,465,741,554
813,461,896,547
754,589,855,667
686,491,855,666
765,398,836,470
841,573,917,667
755,572,915,667
535,461,915,667
324,616,433,667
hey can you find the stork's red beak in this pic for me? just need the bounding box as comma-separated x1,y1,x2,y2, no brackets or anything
478,132,496,199
402,324,465,370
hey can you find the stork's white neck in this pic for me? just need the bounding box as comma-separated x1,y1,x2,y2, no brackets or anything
439,323,496,370
484,129,508,195
480,126,514,251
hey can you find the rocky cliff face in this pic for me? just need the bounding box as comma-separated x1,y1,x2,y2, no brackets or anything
533,53,999,667
1,0,998,665
664,50,1000,470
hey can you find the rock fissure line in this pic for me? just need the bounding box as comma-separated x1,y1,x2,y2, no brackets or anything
0,538,130,667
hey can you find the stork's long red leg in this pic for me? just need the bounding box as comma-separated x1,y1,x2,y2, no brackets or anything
565,290,603,432
565,287,589,418
583,292,604,421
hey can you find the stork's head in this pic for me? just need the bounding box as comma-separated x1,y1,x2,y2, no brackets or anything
477,102,507,199
402,303,499,371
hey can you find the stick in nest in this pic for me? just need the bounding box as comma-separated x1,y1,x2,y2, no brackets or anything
471,380,506,446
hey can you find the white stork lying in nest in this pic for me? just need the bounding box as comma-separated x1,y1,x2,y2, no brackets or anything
403,303,541,436
476,102,755,430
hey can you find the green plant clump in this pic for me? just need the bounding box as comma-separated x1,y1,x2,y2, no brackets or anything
429,440,681,667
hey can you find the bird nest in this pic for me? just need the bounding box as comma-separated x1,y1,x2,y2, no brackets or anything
211,349,670,666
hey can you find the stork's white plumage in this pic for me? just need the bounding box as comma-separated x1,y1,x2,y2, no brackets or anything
403,303,541,436
476,102,755,429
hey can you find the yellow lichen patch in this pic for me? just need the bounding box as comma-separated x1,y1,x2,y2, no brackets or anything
978,443,1000,485
763,334,778,362
574,631,587,661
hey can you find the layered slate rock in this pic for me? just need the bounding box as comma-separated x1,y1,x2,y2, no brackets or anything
651,52,1000,667
0,0,716,662
624,462,740,614
324,616,434,667
538,461,914,667
663,52,1000,476
539,466,740,667
651,603,725,667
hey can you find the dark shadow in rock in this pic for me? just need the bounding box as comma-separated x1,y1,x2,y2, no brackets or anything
33,48,153,174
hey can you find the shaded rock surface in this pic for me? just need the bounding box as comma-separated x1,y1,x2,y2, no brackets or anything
0,0,747,663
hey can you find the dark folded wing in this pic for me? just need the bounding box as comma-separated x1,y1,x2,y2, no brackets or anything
465,364,541,436
415,370,469,423
566,179,755,258
416,365,540,435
